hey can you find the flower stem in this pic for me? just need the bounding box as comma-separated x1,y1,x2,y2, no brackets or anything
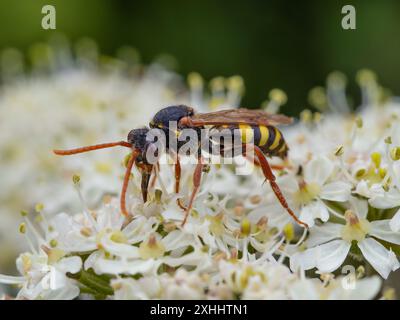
69,269,114,297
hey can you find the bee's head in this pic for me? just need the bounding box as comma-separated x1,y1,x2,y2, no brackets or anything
127,127,161,165
125,127,156,204
150,105,194,131
127,127,149,148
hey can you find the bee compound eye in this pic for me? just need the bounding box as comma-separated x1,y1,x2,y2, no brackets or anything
127,130,135,143
144,143,160,164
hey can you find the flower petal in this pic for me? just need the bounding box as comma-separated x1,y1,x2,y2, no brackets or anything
354,180,372,198
344,276,381,300
0,274,26,284
349,197,368,219
56,256,82,274
161,230,194,251
304,156,334,186
299,200,329,228
320,182,351,202
288,279,320,300
276,175,299,195
100,234,140,259
298,207,316,228
306,223,342,247
389,208,400,232
93,258,157,276
369,220,400,245
290,247,319,272
291,240,350,273
314,240,351,273
369,188,400,209
358,238,400,279
328,276,382,300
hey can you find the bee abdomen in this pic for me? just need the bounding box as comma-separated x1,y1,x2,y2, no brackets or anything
250,125,288,159
213,124,288,159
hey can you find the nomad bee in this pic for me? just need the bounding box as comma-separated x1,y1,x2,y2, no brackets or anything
54,105,308,228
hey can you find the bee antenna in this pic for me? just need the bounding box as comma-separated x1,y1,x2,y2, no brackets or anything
53,141,132,156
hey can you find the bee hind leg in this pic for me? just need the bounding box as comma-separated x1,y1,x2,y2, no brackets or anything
246,144,308,229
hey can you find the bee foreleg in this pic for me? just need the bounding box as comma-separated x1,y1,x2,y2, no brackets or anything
120,149,140,218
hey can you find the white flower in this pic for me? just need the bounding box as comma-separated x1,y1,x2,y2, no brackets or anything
111,276,162,300
159,269,206,300
3,65,400,300
260,156,352,228
0,250,82,300
368,188,400,232
216,259,296,299
291,197,400,278
288,275,382,300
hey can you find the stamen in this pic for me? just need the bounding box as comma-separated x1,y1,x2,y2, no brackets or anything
226,75,244,107
72,174,97,230
18,223,37,254
240,218,251,237
75,37,99,68
385,143,400,191
23,215,45,245
264,88,287,114
390,147,400,161
326,71,349,113
336,151,357,184
356,69,379,106
341,210,371,243
209,76,225,109
325,204,346,221
138,234,165,259
344,210,359,226
334,145,344,157
283,223,294,242
308,87,327,112
294,227,308,247
371,152,381,168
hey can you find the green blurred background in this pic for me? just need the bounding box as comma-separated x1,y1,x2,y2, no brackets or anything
0,0,399,114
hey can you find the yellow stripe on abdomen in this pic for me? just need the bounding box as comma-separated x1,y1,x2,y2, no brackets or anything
258,125,269,146
239,124,254,143
278,143,287,153
270,127,281,150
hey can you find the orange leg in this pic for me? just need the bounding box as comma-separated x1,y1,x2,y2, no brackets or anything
120,150,140,217
181,157,204,226
270,164,286,171
174,156,187,210
250,145,308,229
54,141,131,155
243,150,286,170
150,162,159,189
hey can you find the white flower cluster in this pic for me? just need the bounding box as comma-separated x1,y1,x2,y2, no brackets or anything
0,38,247,273
0,39,399,299
0,38,180,268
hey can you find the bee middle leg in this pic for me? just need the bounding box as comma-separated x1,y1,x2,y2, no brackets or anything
174,155,188,210
150,162,159,189
181,156,205,227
